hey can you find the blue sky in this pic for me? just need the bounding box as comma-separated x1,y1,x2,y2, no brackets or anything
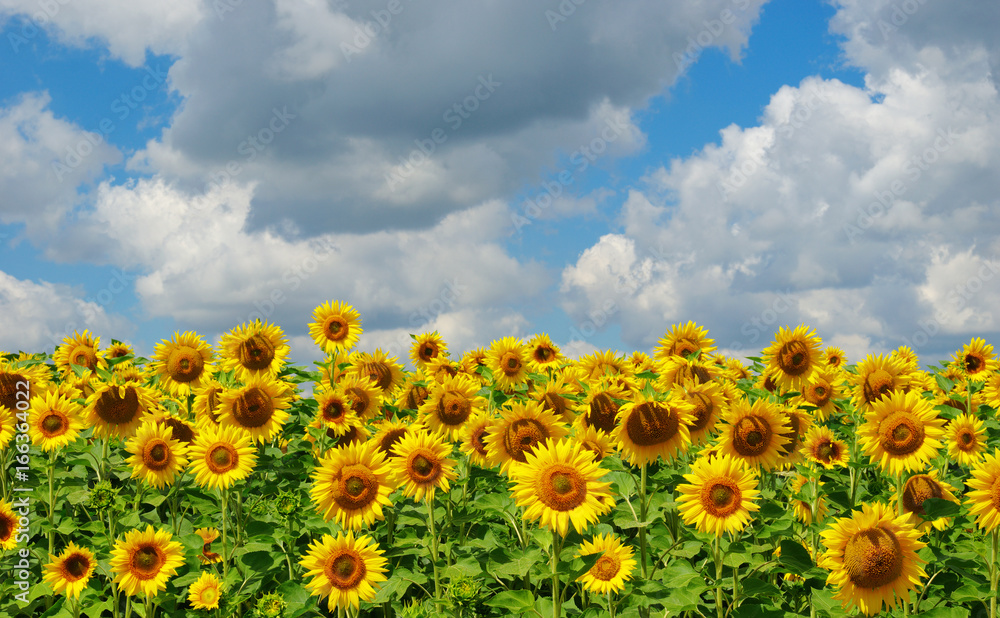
1,0,999,371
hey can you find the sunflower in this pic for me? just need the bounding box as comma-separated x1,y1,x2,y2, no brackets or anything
857,390,944,475
110,525,185,596
486,401,570,474
28,389,84,452
953,337,999,382
310,440,396,530
348,349,405,395
789,474,828,525
53,330,105,378
824,346,846,369
217,320,290,382
983,372,1000,410
0,357,49,412
188,424,257,490
654,321,716,362
125,422,188,489
301,531,388,611
792,368,843,422
850,354,911,412
192,380,225,427
573,424,613,463
149,331,214,397
419,374,485,441
83,379,157,439
338,373,383,421
655,355,715,388
43,543,96,598
575,534,637,595
945,412,986,466
369,418,412,459
533,375,578,425
486,337,530,391
679,379,726,446
410,331,448,370
577,349,629,381
899,470,959,532
217,376,293,444
509,438,614,537
676,453,760,536
390,429,458,503
612,392,693,466
800,426,849,469
309,300,363,354
761,325,822,393
459,411,493,468
150,412,196,445
526,333,563,372
0,500,17,550
820,502,927,616
776,407,813,468
313,386,360,436
965,448,1000,531
628,351,655,374
187,571,223,610
394,372,431,412
195,528,222,564
576,379,627,434
716,398,790,471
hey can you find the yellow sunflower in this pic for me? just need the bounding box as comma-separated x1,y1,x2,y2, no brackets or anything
575,534,637,595
628,351,655,374
419,374,486,441
310,440,396,530
125,422,188,489
761,325,823,393
0,499,17,549
192,380,225,427
53,330,105,378
300,531,388,611
577,349,629,381
509,438,614,537
824,346,846,369
952,337,998,382
820,502,926,616
43,542,96,598
410,331,448,370
110,525,185,597
526,333,564,372
789,474,828,525
533,375,578,425
390,429,458,503
313,386,360,436
83,379,157,439
370,419,413,459
899,470,959,532
857,390,944,475
217,376,294,444
0,357,49,412
792,368,843,422
104,341,134,363
983,372,1000,410
195,527,222,564
394,372,431,411
573,424,613,463
611,392,693,466
459,411,494,468
945,412,986,466
217,320,290,382
678,379,726,446
776,407,813,468
655,355,716,388
28,389,84,452
460,347,490,378
485,401,570,474
187,571,223,610
676,453,760,536
800,426,849,469
150,331,214,397
486,336,530,391
338,373,383,421
188,424,257,490
654,321,716,362
348,348,405,395
576,379,626,434
716,398,790,471
965,448,1000,531
850,354,911,412
309,300,363,354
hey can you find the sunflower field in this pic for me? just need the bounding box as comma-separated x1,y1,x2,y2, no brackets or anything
3,304,1000,618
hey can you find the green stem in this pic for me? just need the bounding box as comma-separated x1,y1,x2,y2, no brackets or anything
101,436,110,483
714,536,724,618
220,488,230,582
991,529,998,618
551,530,562,618
48,449,56,557
426,498,442,606
639,461,649,579
608,591,616,618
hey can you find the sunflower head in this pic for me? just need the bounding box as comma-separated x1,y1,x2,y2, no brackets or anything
53,330,105,378
84,379,156,439
946,412,986,466
28,389,84,452
676,453,760,536
717,397,790,470
43,542,96,598
612,392,693,466
218,320,290,381
654,321,716,362
953,337,998,381
349,349,404,394
188,424,257,490
188,571,224,610
486,401,569,474
526,333,563,372
300,531,389,611
575,533,638,595
310,300,363,354
857,390,945,475
126,421,189,489
900,471,959,531
390,429,458,503
410,332,448,369
486,337,530,391
217,376,294,444
761,325,822,392
109,525,186,597
151,331,215,397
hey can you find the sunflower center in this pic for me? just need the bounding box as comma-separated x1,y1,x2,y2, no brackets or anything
902,475,943,516
63,554,90,580
817,440,837,463
843,528,904,590
95,386,141,426
686,393,713,432
380,428,407,456
208,444,237,473
346,387,371,416
166,346,204,383
701,479,741,517
535,347,553,362
542,393,567,419
324,317,349,341
363,362,394,392
405,385,429,410
778,414,802,457
863,370,895,404
326,551,366,590
675,340,699,358
471,425,489,457
143,440,171,471
591,554,622,581
965,354,983,374
538,464,587,511
807,381,831,407
204,387,222,423
586,393,620,433
237,334,276,371
625,402,680,447
233,387,275,428
879,411,925,456
777,341,811,376
69,345,98,371
0,514,11,540
41,412,68,436
336,466,378,510
0,373,28,411
504,418,549,462
131,546,165,579
500,352,522,375
438,392,471,425
958,430,975,448
410,453,439,482
323,399,347,423
420,344,438,362
200,586,219,603
732,416,772,457
162,418,194,444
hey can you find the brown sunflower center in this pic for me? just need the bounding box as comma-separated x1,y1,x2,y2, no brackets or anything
131,545,165,579
379,428,407,456
586,392,620,433
326,550,366,590
965,354,983,374
409,452,440,482
500,352,522,375
0,513,12,541
778,414,802,457
324,316,349,341
625,402,680,447
732,416,772,457
323,398,347,423
806,381,831,407
336,466,378,510
902,475,943,516
828,354,842,367
166,346,204,383
419,344,438,362
863,370,895,405
143,440,171,471
535,347,553,362
95,386,141,426
843,528,904,590
816,440,838,463
958,429,975,449
68,345,98,371
777,340,811,376
208,444,237,473
686,393,714,432
504,418,549,462
41,412,68,436
879,411,925,456
591,554,622,581
538,464,587,511
161,418,194,444
237,334,276,371
346,387,371,416
362,362,394,392
438,392,471,426
471,425,489,457
233,387,275,428
63,554,90,580
542,393,568,420
0,373,28,411
204,387,222,423
701,479,741,517
404,384,429,410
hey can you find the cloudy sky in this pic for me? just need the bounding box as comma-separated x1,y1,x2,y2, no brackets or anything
2,0,998,370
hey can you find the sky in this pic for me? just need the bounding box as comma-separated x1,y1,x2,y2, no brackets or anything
1,0,999,372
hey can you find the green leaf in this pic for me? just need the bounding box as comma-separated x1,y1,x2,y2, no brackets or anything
731,603,785,618
920,497,961,520
487,589,535,612
935,374,956,393
739,577,780,598
239,550,275,571
777,539,814,572
490,546,544,578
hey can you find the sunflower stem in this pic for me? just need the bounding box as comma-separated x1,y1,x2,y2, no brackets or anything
551,529,562,618
991,528,998,618
101,436,110,483
425,497,442,608
607,591,616,618
713,535,724,618
220,488,230,583
48,448,57,558
639,461,649,579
